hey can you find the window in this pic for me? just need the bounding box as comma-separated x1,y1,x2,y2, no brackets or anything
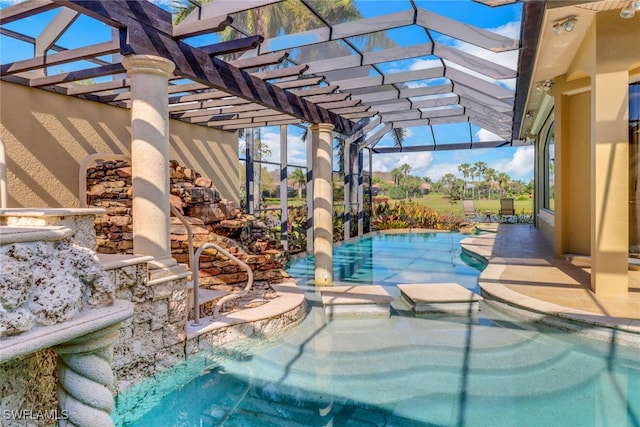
543,122,555,211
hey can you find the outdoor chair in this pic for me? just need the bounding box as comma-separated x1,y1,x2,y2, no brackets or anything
499,198,515,217
462,199,477,221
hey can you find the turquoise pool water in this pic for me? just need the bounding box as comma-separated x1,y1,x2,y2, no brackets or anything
286,231,485,292
114,232,640,427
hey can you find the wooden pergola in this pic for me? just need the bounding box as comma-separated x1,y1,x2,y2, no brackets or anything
0,0,543,150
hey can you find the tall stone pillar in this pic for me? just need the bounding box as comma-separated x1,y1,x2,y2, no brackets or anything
122,55,176,269
311,123,335,286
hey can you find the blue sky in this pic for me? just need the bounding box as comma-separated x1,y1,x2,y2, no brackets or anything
0,0,535,182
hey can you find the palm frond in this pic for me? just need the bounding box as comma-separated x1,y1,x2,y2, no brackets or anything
391,127,407,150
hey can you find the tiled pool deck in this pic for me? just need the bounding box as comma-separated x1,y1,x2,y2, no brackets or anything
461,224,640,337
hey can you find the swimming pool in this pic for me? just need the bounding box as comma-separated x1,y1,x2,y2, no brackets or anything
114,232,640,426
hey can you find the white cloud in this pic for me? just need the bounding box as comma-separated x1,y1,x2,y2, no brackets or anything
409,58,442,71
490,146,534,180
423,162,463,182
239,129,307,167
442,20,520,91
475,128,503,142
149,0,175,7
388,19,521,93
372,152,435,177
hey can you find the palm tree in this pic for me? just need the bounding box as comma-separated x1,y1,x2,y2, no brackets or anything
289,167,306,199
391,127,408,151
441,173,456,191
484,167,496,200
496,172,510,197
390,168,403,186
473,161,487,199
173,0,365,212
400,163,411,179
468,166,477,200
174,1,397,214
458,163,471,198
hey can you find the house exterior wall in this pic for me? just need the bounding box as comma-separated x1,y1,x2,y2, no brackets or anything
534,9,640,295
557,89,591,256
0,81,239,209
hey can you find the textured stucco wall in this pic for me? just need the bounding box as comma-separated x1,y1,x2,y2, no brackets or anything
0,81,239,209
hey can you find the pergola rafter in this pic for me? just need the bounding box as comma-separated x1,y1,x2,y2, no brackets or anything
0,0,543,148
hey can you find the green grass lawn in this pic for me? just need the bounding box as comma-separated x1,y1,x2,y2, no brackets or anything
263,193,533,217
387,193,534,217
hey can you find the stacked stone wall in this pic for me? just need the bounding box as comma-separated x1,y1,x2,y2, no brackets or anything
104,260,188,394
86,160,288,291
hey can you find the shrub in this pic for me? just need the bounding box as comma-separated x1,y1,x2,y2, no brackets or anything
388,186,406,200
371,200,463,231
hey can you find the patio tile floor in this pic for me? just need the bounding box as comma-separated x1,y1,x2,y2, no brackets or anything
464,224,640,331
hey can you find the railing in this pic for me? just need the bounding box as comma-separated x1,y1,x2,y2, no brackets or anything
169,205,254,325
169,204,194,273
192,242,254,324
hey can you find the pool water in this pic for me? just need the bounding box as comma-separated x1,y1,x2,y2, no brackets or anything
286,231,485,292
114,232,640,427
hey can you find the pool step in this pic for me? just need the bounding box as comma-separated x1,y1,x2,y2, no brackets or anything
398,283,483,314
320,285,393,318
186,280,228,307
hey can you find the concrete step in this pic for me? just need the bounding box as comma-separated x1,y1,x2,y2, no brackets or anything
398,282,483,314
320,285,393,318
186,280,227,306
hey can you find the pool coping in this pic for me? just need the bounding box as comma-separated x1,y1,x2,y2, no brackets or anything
461,232,640,347
185,281,306,341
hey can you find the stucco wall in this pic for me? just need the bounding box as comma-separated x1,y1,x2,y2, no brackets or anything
561,91,591,255
0,81,239,208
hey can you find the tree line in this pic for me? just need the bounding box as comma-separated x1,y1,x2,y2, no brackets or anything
376,161,533,201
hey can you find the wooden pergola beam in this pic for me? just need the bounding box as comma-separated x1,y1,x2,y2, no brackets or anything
28,63,125,87
251,64,308,80
1,40,119,75
172,14,233,39
54,0,354,134
228,52,289,69
199,35,263,56
0,0,57,25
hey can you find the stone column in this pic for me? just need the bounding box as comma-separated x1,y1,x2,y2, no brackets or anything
122,55,176,269
311,123,335,285
54,325,120,427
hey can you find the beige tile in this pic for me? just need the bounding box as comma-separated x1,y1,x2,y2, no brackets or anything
465,225,640,330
